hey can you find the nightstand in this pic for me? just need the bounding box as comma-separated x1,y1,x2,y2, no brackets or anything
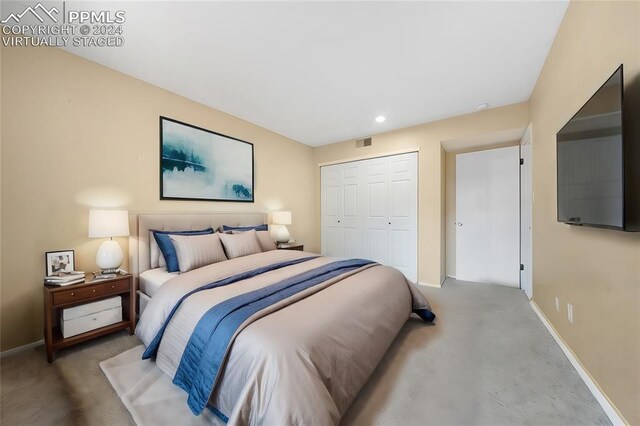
277,243,304,251
43,274,135,362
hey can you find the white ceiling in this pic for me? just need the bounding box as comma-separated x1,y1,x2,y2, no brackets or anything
12,1,569,146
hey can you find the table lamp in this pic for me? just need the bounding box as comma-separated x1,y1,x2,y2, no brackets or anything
272,211,292,243
88,209,129,273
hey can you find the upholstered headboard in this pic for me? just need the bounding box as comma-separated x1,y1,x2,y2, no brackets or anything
129,212,267,279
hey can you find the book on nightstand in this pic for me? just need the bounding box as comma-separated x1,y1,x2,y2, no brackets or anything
44,271,86,286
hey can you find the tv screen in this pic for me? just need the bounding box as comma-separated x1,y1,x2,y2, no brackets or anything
557,65,624,229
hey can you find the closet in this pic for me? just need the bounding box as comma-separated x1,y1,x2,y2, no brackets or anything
320,152,418,282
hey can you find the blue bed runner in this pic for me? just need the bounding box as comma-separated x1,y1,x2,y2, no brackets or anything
142,255,320,360
174,258,376,415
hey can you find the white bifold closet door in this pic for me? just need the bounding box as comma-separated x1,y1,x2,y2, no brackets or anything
321,152,418,282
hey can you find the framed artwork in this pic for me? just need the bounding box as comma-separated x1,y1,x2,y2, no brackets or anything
45,250,75,276
160,116,255,202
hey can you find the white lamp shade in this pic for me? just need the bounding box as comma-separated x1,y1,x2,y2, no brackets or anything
272,211,292,225
88,210,130,238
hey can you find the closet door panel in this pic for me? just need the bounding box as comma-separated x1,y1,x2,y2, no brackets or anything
321,165,343,257
341,163,360,258
368,228,389,264
324,227,342,257
364,158,389,265
387,153,418,282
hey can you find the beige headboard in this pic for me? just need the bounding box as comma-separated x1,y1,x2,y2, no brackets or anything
129,212,267,279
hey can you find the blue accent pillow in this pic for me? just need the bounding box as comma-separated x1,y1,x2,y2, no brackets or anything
222,224,268,232
152,228,214,272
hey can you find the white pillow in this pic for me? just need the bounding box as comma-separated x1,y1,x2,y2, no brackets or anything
219,230,263,259
150,230,161,269
256,230,277,252
168,233,227,273
231,230,277,252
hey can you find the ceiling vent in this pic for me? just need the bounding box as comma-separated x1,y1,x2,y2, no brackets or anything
356,137,372,148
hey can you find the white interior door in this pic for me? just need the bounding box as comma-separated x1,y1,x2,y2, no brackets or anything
456,146,520,287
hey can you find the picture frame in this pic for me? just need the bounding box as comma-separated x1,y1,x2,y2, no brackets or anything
159,116,255,202
45,250,75,276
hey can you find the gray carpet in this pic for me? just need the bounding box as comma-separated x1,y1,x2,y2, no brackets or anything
1,279,609,425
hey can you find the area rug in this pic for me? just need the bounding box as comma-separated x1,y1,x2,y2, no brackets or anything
99,345,223,426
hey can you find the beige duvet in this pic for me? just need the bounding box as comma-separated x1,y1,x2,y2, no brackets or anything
136,250,433,425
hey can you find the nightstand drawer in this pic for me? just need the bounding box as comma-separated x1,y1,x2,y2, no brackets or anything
52,279,129,305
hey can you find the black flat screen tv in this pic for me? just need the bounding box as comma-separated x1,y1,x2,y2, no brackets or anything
557,64,640,231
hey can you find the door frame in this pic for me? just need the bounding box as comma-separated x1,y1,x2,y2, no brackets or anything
520,124,533,299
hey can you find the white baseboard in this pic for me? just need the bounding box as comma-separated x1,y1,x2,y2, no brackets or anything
530,301,626,426
0,339,44,359
417,276,447,288
418,281,440,288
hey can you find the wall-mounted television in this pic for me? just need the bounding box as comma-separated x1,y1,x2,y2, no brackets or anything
557,64,640,231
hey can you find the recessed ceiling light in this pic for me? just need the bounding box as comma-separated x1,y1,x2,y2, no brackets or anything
375,115,386,123
476,103,490,111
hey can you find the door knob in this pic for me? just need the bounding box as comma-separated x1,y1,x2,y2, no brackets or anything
457,222,463,227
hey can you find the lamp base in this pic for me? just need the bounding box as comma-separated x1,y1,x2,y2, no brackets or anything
275,225,291,243
99,268,120,274
96,239,123,273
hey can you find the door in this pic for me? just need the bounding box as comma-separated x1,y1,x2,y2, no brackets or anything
321,166,343,257
456,146,520,287
363,156,390,265
341,162,361,258
387,154,418,281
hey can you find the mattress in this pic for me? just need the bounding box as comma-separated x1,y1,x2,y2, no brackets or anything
139,268,178,297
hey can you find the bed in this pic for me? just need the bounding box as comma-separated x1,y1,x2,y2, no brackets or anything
130,213,435,425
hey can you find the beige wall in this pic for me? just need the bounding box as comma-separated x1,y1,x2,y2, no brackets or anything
529,1,640,423
0,45,318,351
3,4,638,422
313,103,529,286
444,141,520,277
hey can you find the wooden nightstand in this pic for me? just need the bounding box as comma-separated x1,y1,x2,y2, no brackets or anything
43,274,135,362
277,243,304,251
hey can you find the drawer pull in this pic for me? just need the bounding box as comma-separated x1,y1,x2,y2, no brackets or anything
111,285,115,289
70,292,75,296
92,289,96,293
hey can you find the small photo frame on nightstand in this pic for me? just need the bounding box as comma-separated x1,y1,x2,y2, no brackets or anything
45,250,75,276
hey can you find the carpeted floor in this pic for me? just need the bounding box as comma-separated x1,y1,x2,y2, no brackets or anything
1,279,610,425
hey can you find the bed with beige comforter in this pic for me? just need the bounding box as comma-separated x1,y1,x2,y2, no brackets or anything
136,250,434,425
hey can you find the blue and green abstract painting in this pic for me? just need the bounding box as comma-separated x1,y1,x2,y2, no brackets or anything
161,118,253,202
